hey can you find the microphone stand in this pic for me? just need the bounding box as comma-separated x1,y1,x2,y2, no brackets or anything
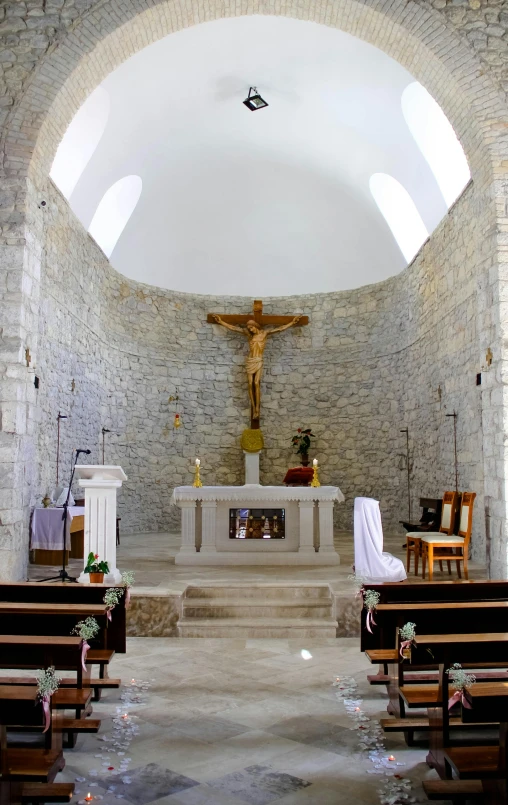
39,449,82,583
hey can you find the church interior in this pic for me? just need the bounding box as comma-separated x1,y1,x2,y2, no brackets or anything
2,1,508,803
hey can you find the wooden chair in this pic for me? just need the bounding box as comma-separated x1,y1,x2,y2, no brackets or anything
421,492,476,581
405,491,459,575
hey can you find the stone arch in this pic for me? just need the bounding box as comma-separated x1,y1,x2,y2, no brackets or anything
3,0,507,198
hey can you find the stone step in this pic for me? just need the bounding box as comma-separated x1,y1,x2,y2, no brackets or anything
182,598,333,619
178,617,338,639
184,584,332,600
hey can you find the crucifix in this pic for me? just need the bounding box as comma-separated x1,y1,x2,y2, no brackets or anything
207,300,309,429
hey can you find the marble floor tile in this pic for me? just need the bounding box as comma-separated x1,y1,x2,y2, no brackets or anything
98,763,199,804
207,764,311,805
170,715,251,743
155,783,248,804
266,716,360,756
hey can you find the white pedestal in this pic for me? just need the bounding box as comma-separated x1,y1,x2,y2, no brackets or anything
75,465,127,584
243,451,261,485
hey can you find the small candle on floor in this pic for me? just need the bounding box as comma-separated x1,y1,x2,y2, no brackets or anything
388,755,395,762
85,794,94,802
122,713,128,720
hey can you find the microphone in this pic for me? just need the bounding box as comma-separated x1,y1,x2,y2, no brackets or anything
76,448,91,455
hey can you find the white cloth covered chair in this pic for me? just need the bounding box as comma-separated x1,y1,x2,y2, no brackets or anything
354,497,407,582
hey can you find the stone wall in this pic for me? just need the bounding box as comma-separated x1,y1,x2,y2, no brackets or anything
33,179,486,565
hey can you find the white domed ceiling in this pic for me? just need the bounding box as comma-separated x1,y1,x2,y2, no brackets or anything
51,16,470,296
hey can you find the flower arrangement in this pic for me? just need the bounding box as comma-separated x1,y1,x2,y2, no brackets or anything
121,570,135,607
291,428,315,466
84,552,110,574
36,666,60,733
446,663,475,709
363,589,381,634
121,570,135,588
36,666,60,698
398,621,416,660
104,587,123,620
72,616,100,641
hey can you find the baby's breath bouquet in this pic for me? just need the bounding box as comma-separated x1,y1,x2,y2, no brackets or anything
72,616,100,641
121,570,135,607
446,663,475,710
363,589,380,634
71,616,98,670
399,621,416,660
36,667,60,733
104,587,123,620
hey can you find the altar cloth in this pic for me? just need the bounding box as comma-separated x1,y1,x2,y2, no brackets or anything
354,497,406,582
31,506,85,551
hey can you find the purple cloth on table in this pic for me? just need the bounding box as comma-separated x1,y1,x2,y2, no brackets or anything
30,506,85,551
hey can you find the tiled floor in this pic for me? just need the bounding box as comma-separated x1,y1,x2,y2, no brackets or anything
58,637,439,804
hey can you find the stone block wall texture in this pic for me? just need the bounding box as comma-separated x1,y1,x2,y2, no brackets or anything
1,0,508,578
34,179,486,566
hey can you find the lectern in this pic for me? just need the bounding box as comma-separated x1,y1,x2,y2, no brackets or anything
75,465,127,584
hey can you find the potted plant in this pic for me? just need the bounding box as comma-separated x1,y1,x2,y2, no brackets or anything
84,552,109,583
291,428,315,467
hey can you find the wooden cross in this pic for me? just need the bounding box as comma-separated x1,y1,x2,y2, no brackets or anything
207,300,309,429
206,299,309,329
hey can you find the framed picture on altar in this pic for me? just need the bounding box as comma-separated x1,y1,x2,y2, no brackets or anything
229,508,285,539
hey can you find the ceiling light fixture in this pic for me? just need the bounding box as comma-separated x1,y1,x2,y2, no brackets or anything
243,87,269,111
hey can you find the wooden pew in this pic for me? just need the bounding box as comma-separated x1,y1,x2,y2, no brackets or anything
422,680,508,803
0,583,126,655
0,686,65,783
0,636,118,738
406,633,508,779
0,603,111,655
361,580,508,653
0,782,75,805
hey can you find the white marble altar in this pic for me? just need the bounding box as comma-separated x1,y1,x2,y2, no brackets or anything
172,484,343,565
75,465,127,583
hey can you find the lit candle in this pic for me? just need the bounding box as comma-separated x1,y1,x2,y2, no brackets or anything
131,678,135,683
122,713,129,720
85,794,93,802
388,755,395,762
195,458,200,467
313,458,318,467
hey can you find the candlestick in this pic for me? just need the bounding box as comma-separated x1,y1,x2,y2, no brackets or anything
310,459,320,487
193,460,203,488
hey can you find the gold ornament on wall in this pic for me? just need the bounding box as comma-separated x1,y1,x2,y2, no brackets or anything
169,391,182,429
241,428,264,453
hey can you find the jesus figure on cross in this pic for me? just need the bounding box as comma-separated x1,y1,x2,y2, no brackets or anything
208,301,308,428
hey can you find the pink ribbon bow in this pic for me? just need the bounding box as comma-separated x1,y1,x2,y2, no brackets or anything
400,640,413,658
106,606,113,621
366,608,377,634
41,693,51,733
448,689,473,710
81,639,90,672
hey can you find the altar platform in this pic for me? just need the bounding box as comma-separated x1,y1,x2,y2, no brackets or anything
27,529,488,638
